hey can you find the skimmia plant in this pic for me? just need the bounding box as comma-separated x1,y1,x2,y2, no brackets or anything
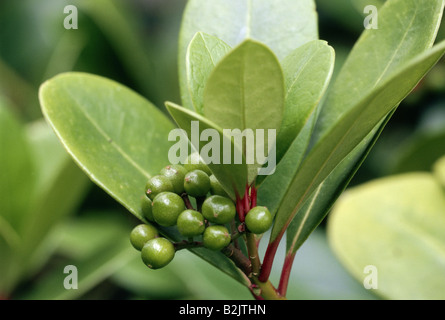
39,0,445,299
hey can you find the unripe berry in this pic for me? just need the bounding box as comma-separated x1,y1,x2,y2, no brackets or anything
141,237,175,269
184,170,211,197
177,210,205,237
184,152,212,175
203,225,231,251
152,192,185,226
141,195,154,222
202,195,236,224
245,206,273,234
130,224,158,251
145,175,174,200
160,164,187,194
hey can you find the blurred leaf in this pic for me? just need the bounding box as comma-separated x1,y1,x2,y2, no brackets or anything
186,32,231,114
328,173,445,299
277,40,334,161
166,101,247,200
0,102,35,233
79,0,155,98
21,238,134,300
179,0,318,110
434,155,445,188
390,129,445,174
55,211,131,260
203,40,284,183
39,72,175,222
18,120,90,277
112,256,189,299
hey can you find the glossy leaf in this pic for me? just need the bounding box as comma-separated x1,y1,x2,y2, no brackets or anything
203,40,284,183
328,173,445,299
269,40,445,243
165,101,247,199
39,72,175,222
285,116,391,255
277,40,334,161
179,0,318,110
186,32,231,114
314,0,445,142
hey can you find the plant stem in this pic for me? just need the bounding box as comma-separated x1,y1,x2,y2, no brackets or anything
222,245,252,276
246,232,260,277
258,238,281,282
252,277,286,300
278,252,296,297
181,193,194,210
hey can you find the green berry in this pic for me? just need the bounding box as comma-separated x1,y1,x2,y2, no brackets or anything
130,224,158,251
177,210,205,237
145,175,174,200
245,206,273,234
209,175,229,197
160,164,187,194
202,195,236,224
152,192,185,226
184,152,212,175
203,225,231,251
141,195,154,222
184,170,211,197
141,238,175,269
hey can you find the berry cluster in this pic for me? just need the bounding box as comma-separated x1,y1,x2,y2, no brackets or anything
130,153,273,270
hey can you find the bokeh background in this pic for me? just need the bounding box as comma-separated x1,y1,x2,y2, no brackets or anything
0,0,444,299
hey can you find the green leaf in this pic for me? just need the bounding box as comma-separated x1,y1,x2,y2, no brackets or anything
277,40,335,161
186,32,231,114
269,40,445,243
39,72,175,222
314,0,445,141
0,103,35,233
203,40,284,183
328,173,445,299
433,155,445,188
285,115,391,255
179,0,318,110
165,101,247,199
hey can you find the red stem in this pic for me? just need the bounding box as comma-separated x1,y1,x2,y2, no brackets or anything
243,185,251,213
278,252,296,296
250,184,257,208
258,237,281,282
236,195,245,222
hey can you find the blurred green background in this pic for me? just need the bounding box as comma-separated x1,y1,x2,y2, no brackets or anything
0,0,444,300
